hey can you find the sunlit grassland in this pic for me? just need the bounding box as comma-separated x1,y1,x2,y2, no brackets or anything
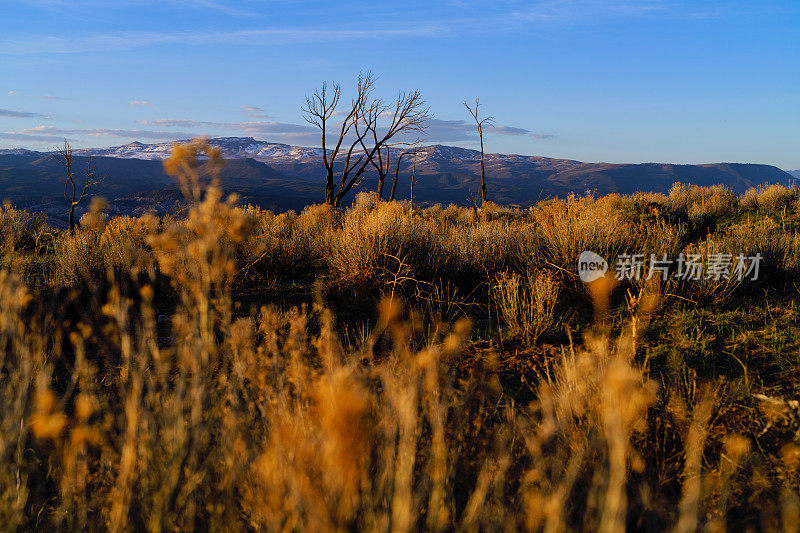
1,140,800,530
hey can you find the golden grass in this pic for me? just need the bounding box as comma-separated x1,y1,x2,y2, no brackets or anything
492,270,559,342
740,183,799,215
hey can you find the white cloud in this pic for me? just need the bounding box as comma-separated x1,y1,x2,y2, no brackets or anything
129,100,157,107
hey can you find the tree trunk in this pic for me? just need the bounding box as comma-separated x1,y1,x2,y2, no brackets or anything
325,168,335,205
68,204,76,235
479,127,487,206
376,145,389,199
389,175,398,202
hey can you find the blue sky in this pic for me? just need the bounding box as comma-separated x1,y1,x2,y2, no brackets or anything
1,0,798,168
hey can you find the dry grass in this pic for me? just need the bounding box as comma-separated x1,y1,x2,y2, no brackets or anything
740,183,799,215
1,141,800,530
667,182,737,221
492,270,559,342
531,193,686,285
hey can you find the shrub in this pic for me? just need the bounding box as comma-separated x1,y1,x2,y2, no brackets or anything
740,183,798,215
51,229,105,286
492,269,559,342
668,182,736,221
711,218,800,281
445,219,525,277
531,194,685,289
99,215,154,274
328,199,440,294
0,202,51,280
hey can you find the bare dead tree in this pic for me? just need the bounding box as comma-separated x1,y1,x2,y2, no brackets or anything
304,72,431,207
358,90,430,200
389,142,421,201
302,72,373,206
464,98,494,206
52,140,106,234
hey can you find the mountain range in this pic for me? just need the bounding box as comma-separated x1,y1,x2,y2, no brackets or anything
0,137,794,226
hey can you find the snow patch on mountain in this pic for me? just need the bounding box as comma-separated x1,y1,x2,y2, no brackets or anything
59,137,579,171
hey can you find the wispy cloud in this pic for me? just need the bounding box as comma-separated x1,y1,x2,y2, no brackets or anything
511,0,668,21
420,118,551,142
174,0,260,17
141,116,549,144
239,105,269,118
493,125,553,138
0,108,43,118
133,117,321,145
0,26,446,55
6,116,548,148
15,0,263,17
2,90,65,100
0,131,67,142
237,121,317,135
138,118,316,135
19,125,198,140
0,0,683,59
492,125,531,136
130,100,157,107
16,119,318,144
138,119,211,128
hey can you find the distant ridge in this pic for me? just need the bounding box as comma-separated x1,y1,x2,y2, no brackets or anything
0,137,794,224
